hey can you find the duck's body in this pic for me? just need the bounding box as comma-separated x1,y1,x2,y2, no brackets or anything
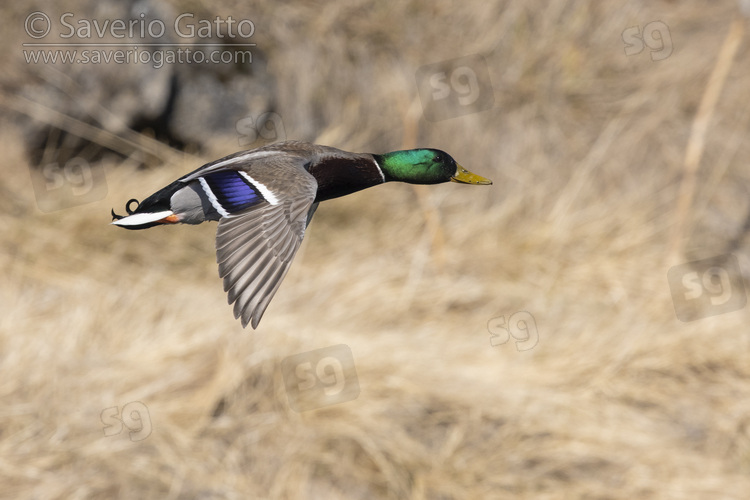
112,141,491,328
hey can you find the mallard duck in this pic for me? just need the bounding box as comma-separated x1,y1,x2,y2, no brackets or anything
112,141,492,328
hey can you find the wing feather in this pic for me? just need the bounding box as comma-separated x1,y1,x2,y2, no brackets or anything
214,157,318,328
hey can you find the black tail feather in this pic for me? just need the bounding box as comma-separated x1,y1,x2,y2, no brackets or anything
111,198,141,221
111,179,186,224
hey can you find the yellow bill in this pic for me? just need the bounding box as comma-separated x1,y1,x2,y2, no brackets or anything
450,164,493,185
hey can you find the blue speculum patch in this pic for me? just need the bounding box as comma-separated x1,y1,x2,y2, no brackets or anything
203,171,265,212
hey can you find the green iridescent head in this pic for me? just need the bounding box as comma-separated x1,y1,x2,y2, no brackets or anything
374,149,492,185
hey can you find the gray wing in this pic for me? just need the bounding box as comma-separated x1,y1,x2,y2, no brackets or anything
215,163,317,329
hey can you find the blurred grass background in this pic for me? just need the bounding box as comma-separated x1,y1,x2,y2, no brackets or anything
3,0,750,498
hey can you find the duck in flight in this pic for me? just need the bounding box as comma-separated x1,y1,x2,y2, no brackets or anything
112,141,492,328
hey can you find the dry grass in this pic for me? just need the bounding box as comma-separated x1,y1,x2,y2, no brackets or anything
3,0,750,498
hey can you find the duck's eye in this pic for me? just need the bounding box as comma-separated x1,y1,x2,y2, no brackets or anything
433,155,441,162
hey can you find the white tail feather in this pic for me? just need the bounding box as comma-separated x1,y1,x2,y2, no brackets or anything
112,210,174,226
